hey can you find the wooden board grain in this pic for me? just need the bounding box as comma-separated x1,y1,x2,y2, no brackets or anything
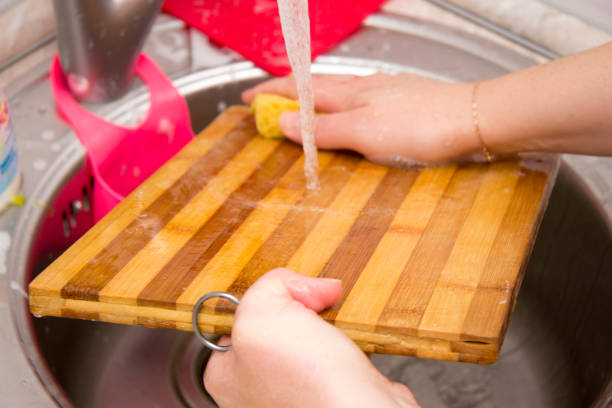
29,106,559,364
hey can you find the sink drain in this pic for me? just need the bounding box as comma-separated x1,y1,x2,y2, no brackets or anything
170,334,217,407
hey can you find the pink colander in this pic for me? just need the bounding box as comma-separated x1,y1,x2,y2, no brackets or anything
50,53,194,222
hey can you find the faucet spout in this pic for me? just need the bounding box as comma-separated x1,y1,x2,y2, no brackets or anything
52,0,164,103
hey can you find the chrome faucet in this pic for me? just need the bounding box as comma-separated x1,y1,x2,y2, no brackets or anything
52,0,164,102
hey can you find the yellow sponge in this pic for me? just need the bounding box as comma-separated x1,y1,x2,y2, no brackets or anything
251,93,299,139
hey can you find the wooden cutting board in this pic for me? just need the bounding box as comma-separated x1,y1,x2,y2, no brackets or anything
29,106,558,364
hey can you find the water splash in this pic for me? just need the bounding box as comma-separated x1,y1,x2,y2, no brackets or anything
10,280,28,299
0,230,10,275
33,159,47,171
217,101,228,113
277,0,319,190
40,130,55,141
157,117,175,144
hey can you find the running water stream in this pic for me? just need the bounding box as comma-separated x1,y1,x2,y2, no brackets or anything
277,0,320,190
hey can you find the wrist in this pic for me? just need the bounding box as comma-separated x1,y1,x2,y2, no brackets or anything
474,77,524,157
470,81,494,161
443,82,488,162
468,77,534,158
320,367,403,408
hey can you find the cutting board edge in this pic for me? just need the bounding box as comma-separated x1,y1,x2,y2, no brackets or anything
493,154,562,349
29,293,499,365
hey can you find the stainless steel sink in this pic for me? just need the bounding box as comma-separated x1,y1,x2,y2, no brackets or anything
4,13,612,408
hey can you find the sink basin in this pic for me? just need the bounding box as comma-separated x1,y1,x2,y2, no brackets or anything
6,13,612,407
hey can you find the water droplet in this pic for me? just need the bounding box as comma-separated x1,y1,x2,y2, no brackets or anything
0,231,10,275
157,117,175,143
10,280,28,299
217,100,227,113
40,130,55,141
33,159,47,171
67,74,90,95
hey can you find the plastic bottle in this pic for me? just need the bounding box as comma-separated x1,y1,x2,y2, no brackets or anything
0,88,21,213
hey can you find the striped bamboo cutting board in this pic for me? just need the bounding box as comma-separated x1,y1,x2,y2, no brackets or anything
29,106,558,364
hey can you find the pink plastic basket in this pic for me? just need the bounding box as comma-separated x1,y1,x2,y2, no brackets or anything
162,0,386,76
50,53,194,221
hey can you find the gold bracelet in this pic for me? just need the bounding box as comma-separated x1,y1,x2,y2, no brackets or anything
471,81,493,163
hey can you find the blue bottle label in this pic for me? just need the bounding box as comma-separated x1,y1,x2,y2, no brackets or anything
0,94,19,196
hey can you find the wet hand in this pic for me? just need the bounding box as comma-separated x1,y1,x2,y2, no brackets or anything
203,268,420,408
242,74,480,165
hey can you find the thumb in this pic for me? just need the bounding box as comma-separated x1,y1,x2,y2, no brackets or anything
279,110,369,155
242,268,342,314
283,273,342,312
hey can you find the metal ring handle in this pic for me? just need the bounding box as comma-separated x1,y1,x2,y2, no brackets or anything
192,291,240,352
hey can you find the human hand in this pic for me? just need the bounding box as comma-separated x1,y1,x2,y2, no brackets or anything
242,73,481,165
203,268,420,408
